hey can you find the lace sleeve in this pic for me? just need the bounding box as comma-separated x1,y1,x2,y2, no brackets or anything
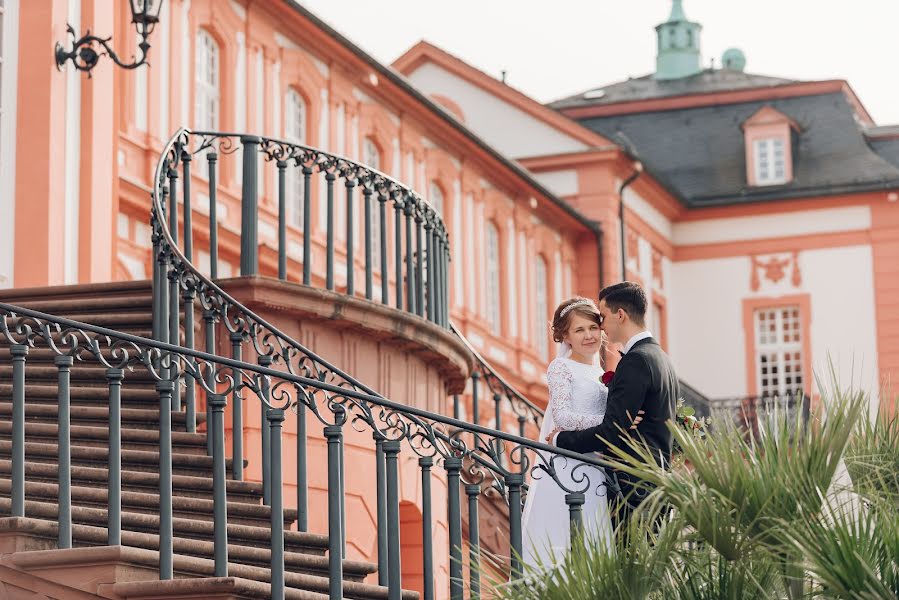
547,360,605,431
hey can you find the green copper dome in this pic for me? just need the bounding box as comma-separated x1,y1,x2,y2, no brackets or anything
722,48,747,71
655,0,703,80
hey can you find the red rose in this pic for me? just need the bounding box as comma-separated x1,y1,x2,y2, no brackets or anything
601,370,615,385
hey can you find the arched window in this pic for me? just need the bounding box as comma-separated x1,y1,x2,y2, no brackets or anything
363,137,382,269
428,181,444,216
284,88,306,228
485,222,501,334
535,256,549,360
194,29,219,131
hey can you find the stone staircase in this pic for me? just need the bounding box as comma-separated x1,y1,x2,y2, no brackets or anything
0,281,412,599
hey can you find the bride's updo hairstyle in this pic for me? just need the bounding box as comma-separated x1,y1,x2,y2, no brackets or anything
551,297,601,343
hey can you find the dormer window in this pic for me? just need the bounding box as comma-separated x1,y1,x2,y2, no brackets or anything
741,106,799,187
754,137,786,185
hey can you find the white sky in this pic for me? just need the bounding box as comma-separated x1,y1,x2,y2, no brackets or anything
298,0,899,125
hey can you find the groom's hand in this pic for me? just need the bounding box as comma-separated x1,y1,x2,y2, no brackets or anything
629,410,645,430
545,428,562,444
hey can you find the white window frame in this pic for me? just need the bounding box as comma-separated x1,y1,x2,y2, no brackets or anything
428,181,444,216
485,222,501,334
194,29,220,132
535,256,548,361
753,137,787,185
0,0,19,288
754,306,804,398
362,137,382,270
284,88,306,228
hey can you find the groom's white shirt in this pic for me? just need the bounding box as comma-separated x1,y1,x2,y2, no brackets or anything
550,329,654,446
622,330,653,354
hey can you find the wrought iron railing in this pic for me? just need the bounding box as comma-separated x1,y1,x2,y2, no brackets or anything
149,129,457,467
0,302,604,599
708,392,811,438
138,128,588,597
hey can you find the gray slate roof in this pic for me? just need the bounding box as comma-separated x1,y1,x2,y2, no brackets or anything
548,69,795,110
574,91,899,207
869,138,899,169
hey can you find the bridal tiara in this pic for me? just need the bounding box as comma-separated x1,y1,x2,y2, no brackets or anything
559,299,596,318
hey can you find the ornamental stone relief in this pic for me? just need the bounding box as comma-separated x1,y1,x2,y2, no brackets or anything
750,251,802,292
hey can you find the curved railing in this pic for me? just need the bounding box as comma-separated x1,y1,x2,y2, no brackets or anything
0,302,605,599
149,128,452,451
451,323,545,438
149,128,547,465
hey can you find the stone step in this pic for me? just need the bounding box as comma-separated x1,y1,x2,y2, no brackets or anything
4,526,414,599
0,478,297,532
0,294,153,316
0,460,263,505
0,500,371,580
0,420,208,455
0,280,151,303
0,363,161,384
1,382,162,403
0,440,242,478
0,401,206,430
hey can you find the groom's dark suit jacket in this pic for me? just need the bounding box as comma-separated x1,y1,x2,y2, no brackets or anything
556,337,679,469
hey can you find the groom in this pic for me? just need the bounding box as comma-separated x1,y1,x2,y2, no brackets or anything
551,281,679,532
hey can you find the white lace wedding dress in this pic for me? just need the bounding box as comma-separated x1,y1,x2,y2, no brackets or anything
520,356,613,567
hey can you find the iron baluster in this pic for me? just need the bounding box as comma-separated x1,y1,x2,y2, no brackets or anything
394,200,404,310
157,380,175,580
415,210,425,317
445,457,464,600
379,193,389,305
566,492,585,546
506,473,525,580
346,178,356,296
10,344,27,517
240,136,260,276
364,186,373,300
466,484,481,599
259,355,273,506
405,200,416,314
375,434,388,586
268,409,287,600
207,152,219,279
209,394,229,576
324,425,344,600
230,332,244,480
182,287,196,433
106,368,124,545
326,172,336,290
203,310,217,456
302,165,313,285
56,355,74,549
425,218,434,322
296,400,308,532
420,457,435,600
277,160,287,280
384,440,402,600
181,150,192,261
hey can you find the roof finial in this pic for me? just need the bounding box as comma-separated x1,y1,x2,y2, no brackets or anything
668,0,687,21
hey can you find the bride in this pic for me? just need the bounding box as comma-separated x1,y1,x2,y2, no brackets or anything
520,297,618,567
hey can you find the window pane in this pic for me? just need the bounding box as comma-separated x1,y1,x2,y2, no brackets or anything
361,138,381,268
486,223,501,333
429,181,444,216
755,305,803,397
535,257,548,360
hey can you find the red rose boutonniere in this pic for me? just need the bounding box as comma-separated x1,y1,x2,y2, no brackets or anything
601,370,615,385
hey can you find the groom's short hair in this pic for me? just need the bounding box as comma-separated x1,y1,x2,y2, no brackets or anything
599,282,647,326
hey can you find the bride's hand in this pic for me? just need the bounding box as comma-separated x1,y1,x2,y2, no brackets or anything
603,342,623,372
